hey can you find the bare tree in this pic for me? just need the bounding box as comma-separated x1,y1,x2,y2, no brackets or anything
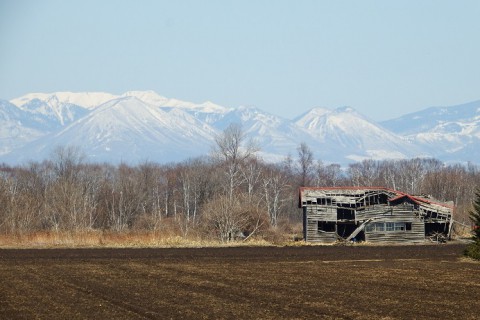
212,123,258,199
324,163,343,186
296,142,314,187
313,162,344,187
347,160,381,187
44,146,88,231
240,157,263,202
202,194,248,242
51,145,85,180
175,159,211,236
262,165,289,227
202,193,268,242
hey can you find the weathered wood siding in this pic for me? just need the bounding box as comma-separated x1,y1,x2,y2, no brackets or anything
305,222,337,243
304,205,337,242
300,187,453,243
304,205,337,221
355,204,415,221
364,218,425,243
304,207,337,243
359,205,425,243
304,204,426,243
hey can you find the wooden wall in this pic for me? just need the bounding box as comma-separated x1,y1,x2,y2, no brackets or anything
301,188,452,243
304,207,337,243
364,217,425,244
304,204,426,243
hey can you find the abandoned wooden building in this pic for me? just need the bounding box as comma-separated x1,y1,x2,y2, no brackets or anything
299,187,454,243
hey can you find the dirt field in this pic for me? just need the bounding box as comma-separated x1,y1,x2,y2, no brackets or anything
0,244,478,319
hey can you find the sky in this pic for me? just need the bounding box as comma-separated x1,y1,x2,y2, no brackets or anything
0,0,479,121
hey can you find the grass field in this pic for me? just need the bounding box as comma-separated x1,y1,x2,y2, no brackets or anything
0,244,478,319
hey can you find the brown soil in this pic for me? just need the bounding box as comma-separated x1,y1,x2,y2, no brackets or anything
0,244,478,319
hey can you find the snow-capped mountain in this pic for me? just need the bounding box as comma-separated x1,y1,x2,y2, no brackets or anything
1,90,480,165
294,107,423,162
122,90,230,114
18,97,89,130
381,100,480,162
4,96,217,164
11,92,118,110
381,100,480,135
0,100,46,155
208,106,318,162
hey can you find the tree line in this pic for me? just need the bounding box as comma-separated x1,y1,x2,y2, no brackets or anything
0,124,478,241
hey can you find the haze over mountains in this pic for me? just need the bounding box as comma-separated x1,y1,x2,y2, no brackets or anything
1,91,479,165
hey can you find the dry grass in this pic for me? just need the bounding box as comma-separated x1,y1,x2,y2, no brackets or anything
1,230,461,249
0,231,282,249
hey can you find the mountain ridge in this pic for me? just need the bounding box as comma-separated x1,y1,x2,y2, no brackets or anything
2,91,479,165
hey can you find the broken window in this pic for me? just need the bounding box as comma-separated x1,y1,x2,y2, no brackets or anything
317,221,336,232
386,222,394,231
394,222,405,231
317,198,331,205
365,223,374,232
365,222,412,232
337,208,355,220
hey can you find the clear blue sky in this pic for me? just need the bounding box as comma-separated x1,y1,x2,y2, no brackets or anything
1,0,479,121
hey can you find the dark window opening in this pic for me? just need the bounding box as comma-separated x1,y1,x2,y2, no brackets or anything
337,208,355,220
317,221,336,232
337,223,360,240
317,198,332,205
425,222,448,236
406,222,412,231
378,194,389,204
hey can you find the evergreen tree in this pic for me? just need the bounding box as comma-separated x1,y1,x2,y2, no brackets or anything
464,188,480,260
469,189,480,240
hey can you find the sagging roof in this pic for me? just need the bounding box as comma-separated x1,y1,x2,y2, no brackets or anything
299,186,454,214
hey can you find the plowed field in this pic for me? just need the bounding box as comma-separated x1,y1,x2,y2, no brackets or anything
0,244,478,319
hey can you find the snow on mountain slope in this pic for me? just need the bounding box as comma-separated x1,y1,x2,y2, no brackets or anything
0,100,46,155
3,97,217,164
294,106,424,162
409,118,480,159
0,99,31,123
0,93,92,156
294,107,331,126
12,90,230,114
18,96,89,130
11,89,230,127
123,90,231,114
123,91,232,127
381,100,480,160
4,90,480,165
381,100,480,135
11,91,118,110
207,106,317,160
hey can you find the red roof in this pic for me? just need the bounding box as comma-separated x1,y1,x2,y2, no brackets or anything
299,186,454,210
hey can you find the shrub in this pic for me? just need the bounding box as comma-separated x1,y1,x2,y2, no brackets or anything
464,240,480,260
